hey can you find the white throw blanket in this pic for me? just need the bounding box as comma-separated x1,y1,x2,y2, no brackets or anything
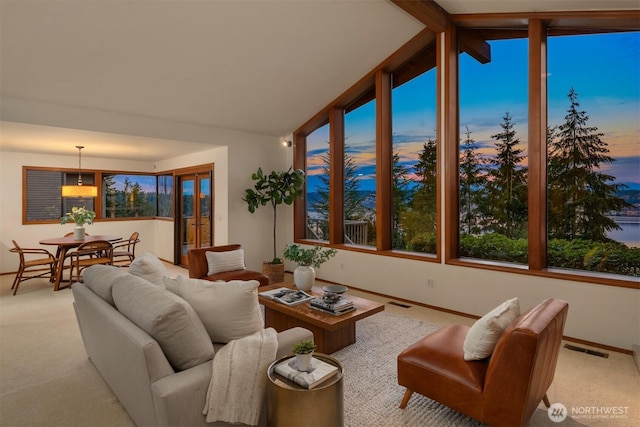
203,328,278,425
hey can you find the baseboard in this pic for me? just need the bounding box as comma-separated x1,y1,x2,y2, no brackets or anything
315,276,635,355
633,344,640,374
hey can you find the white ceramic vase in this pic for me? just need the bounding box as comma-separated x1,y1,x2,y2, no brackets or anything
295,352,313,372
73,226,85,241
293,265,315,291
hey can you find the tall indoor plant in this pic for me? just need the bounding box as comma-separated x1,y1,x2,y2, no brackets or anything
242,167,305,283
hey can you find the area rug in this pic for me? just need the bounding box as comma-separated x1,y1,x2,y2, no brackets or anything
332,312,583,427
331,312,482,427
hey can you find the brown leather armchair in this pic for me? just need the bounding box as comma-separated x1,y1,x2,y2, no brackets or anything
397,298,568,427
187,244,269,287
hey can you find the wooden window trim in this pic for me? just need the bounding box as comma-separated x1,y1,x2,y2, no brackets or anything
527,19,547,271
22,165,200,224
292,11,640,289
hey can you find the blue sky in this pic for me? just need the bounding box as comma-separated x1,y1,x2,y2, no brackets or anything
307,31,640,193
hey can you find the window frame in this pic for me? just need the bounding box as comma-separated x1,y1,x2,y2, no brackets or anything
23,166,178,224
293,10,639,289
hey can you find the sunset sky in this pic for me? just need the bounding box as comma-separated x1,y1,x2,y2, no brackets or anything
307,31,639,193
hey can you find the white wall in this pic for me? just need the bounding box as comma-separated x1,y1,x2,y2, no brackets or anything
154,130,290,271
310,249,639,351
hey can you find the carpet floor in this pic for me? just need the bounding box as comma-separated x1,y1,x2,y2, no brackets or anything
1,270,638,426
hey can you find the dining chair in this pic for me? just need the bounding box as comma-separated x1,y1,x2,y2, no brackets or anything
55,231,92,282
9,240,57,295
111,232,140,267
69,240,114,283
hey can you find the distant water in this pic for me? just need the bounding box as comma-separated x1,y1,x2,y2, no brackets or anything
607,220,640,247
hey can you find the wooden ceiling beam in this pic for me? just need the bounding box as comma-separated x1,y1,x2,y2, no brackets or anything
459,29,491,64
391,0,451,33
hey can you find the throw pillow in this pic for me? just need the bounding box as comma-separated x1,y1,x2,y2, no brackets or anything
128,252,169,287
463,297,520,361
112,276,214,371
83,264,132,306
162,276,180,295
205,249,246,275
175,276,264,343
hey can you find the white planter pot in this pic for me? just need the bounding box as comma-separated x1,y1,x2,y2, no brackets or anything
295,352,313,372
73,226,85,241
293,265,315,291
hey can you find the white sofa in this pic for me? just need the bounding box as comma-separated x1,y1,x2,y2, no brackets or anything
72,264,312,426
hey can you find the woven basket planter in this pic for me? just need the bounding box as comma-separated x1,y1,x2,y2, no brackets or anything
262,262,284,284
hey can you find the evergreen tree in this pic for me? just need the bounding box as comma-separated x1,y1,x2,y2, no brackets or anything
392,143,413,249
459,126,487,235
103,175,117,218
485,112,528,238
309,141,367,237
548,88,631,241
401,138,437,243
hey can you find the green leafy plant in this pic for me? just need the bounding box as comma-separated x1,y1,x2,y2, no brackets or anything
242,167,305,263
292,340,316,355
283,244,337,268
61,206,96,226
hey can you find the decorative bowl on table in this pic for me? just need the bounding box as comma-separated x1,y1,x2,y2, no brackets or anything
322,285,348,294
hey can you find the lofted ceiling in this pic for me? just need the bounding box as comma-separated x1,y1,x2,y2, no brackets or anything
1,0,637,161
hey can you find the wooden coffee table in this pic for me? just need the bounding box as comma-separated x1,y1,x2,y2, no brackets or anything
258,282,384,354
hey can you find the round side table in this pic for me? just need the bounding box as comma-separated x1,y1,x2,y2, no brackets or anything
267,353,344,427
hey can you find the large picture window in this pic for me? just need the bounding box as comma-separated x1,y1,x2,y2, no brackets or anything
546,31,640,277
103,173,157,218
305,122,330,241
344,96,377,247
391,48,438,254
458,33,529,265
293,12,639,287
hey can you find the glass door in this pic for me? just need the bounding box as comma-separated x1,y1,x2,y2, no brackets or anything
179,172,212,266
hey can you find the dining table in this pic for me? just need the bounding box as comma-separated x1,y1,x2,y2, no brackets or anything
40,234,121,291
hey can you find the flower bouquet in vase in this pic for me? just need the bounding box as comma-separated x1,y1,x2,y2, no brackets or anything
61,206,96,240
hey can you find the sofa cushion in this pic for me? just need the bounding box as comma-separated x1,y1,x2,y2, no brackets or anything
169,276,264,344
162,276,181,294
128,252,168,287
112,276,214,371
83,265,132,306
463,297,520,361
205,249,245,275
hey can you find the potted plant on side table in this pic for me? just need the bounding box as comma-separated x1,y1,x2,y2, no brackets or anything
242,167,305,284
292,340,316,372
283,244,337,291
61,206,96,240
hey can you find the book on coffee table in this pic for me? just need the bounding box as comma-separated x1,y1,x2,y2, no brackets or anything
310,304,356,316
274,356,339,389
310,297,354,315
259,287,314,306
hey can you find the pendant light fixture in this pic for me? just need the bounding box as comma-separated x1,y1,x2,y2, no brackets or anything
61,146,98,197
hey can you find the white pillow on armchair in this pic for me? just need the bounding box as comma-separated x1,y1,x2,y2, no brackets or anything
205,249,246,275
463,297,520,361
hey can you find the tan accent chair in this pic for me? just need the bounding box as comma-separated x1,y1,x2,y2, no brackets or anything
397,298,569,427
112,231,140,266
69,240,113,283
187,244,269,287
9,240,57,295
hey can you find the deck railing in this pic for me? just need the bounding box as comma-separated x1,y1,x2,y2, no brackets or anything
306,218,369,246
